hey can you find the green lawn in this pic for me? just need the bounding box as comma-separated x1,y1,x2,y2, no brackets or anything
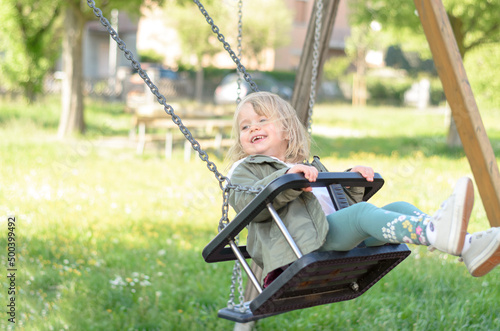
0,97,499,330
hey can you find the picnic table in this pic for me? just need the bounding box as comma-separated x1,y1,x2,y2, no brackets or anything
132,113,234,161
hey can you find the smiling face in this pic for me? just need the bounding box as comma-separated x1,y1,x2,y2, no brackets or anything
237,102,289,161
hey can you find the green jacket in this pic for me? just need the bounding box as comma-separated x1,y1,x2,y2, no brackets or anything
228,155,364,280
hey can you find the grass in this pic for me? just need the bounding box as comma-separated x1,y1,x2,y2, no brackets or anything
0,96,499,330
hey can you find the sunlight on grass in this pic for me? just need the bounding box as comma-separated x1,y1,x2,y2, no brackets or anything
0,98,498,330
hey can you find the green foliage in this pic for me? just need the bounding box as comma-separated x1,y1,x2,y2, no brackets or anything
384,45,411,71
348,0,500,58
0,0,162,103
263,70,296,84
464,43,500,110
323,56,351,81
347,0,500,109
429,79,446,106
139,49,165,64
365,76,413,106
0,0,63,101
240,0,292,65
165,0,292,68
165,0,230,67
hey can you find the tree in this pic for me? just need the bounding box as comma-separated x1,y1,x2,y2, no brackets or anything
348,0,500,146
0,0,63,102
349,0,500,58
57,0,164,138
164,0,229,103
165,0,291,102
240,0,292,66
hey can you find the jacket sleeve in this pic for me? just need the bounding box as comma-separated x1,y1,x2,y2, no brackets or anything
228,162,303,223
343,186,365,204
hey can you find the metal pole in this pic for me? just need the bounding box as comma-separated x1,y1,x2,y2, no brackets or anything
229,240,263,294
266,203,303,259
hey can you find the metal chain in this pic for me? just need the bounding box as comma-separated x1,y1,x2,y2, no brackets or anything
232,1,246,311
227,238,246,312
85,1,263,230
237,262,246,312
227,235,240,309
307,0,323,134
236,0,243,104
86,1,226,186
193,0,259,93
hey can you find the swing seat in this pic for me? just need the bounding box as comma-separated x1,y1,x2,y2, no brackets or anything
203,172,411,322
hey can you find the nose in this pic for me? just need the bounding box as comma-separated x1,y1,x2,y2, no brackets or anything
249,122,261,132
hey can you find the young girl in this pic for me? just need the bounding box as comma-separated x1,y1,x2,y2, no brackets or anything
227,91,500,286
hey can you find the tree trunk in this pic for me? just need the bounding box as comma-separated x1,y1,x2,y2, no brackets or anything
58,6,85,138
446,118,462,147
352,47,367,107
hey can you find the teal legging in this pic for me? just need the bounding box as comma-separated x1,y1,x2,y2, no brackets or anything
319,201,431,251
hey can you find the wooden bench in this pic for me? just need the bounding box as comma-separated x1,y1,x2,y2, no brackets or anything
132,114,234,161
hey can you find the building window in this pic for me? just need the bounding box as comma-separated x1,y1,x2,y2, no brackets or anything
295,0,308,24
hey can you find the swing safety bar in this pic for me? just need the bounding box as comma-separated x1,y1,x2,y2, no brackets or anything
267,202,304,259
228,239,263,295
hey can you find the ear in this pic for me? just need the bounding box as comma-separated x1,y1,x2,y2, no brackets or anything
280,126,289,140
283,129,291,141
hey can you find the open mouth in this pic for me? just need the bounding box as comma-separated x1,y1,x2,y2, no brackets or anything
251,135,265,143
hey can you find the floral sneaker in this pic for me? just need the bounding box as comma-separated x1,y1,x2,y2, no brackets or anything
460,228,500,277
428,177,474,256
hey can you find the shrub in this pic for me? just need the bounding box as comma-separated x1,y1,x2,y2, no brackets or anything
365,76,413,106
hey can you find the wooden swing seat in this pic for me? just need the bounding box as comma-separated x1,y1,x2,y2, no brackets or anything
202,172,411,322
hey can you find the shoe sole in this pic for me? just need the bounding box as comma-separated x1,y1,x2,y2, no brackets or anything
469,234,500,277
449,177,474,255
469,232,500,277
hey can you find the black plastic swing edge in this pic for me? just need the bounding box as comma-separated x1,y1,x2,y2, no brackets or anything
217,244,411,323
202,172,384,263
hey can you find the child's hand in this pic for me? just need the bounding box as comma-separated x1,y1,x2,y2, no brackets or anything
350,165,374,182
287,165,318,192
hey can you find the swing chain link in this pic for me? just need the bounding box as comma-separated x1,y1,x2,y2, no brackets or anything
231,2,246,309
307,0,323,134
227,235,240,310
193,0,259,93
226,237,246,312
236,0,243,104
237,262,246,312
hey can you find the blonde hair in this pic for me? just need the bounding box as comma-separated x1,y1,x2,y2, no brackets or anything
227,91,310,163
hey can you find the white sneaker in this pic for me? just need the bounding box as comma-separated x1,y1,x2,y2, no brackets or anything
428,177,474,256
461,228,500,277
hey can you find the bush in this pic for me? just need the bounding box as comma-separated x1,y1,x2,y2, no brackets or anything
429,79,445,106
139,49,164,64
365,76,413,106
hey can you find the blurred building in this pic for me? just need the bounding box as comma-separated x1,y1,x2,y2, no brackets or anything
82,0,351,78
274,0,350,70
84,11,138,79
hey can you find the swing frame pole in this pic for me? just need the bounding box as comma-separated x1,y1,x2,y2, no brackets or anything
414,0,500,227
292,0,340,126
